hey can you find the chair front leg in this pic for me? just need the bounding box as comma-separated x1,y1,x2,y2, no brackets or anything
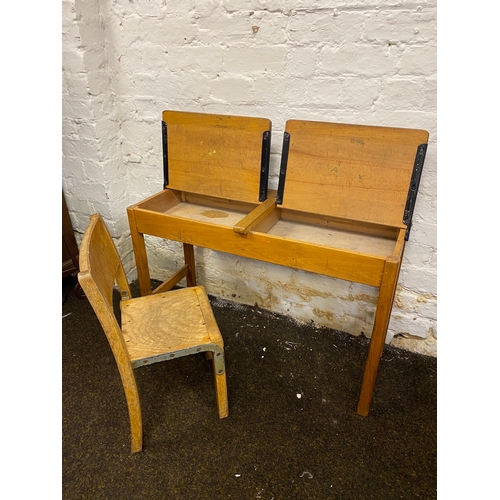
211,349,229,419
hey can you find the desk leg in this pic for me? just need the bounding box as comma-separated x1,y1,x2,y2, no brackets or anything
128,209,152,296
357,256,401,416
183,243,197,286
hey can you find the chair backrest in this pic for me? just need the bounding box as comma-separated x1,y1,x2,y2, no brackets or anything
78,214,132,364
277,120,429,228
162,110,272,203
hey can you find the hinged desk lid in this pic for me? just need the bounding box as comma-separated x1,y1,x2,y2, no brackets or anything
277,120,429,230
162,110,271,203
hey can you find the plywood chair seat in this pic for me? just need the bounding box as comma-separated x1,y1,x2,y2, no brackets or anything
78,213,228,454
121,287,225,369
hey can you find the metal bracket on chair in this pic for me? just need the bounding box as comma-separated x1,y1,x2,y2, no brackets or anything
211,347,226,375
403,143,428,241
131,344,226,373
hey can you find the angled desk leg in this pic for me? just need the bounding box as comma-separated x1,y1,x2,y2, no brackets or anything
127,208,153,296
183,243,197,287
357,256,401,416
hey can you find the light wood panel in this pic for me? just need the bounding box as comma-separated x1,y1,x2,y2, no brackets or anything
163,110,271,203
281,120,429,227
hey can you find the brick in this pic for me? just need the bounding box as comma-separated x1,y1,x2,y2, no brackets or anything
242,14,288,45
292,11,365,42
422,77,437,110
130,0,167,19
62,49,86,73
379,77,427,109
211,76,254,102
62,136,98,160
398,44,437,75
306,78,343,107
341,77,382,109
253,74,288,102
286,48,318,77
139,16,199,45
224,46,287,73
403,242,436,268
163,74,215,102
62,95,94,121
320,44,398,77
370,109,437,132
81,160,107,185
167,46,224,73
399,266,437,296
283,77,312,105
121,120,155,148
62,156,87,180
363,9,437,45
389,313,436,340
196,11,273,43
221,0,281,11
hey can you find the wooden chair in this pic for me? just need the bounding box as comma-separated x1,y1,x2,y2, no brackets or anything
78,213,228,453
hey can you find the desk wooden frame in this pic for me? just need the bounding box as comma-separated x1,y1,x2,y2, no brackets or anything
127,111,429,416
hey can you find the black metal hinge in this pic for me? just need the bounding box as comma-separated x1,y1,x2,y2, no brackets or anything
259,130,271,202
276,132,290,205
162,121,169,189
403,143,428,241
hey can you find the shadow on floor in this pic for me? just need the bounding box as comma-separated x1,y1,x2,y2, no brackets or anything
62,277,436,499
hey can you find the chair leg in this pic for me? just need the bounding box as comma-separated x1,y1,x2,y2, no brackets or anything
212,351,229,419
357,257,401,417
128,395,143,453
119,367,144,453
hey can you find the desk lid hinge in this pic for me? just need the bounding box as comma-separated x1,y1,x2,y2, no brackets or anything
276,131,290,205
403,143,428,241
259,130,271,202
162,121,169,189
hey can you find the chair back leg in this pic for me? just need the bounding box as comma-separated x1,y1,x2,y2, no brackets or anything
118,363,144,453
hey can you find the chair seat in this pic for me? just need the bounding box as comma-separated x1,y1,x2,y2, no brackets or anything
121,286,221,366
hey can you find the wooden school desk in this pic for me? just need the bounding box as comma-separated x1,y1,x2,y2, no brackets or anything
127,110,429,416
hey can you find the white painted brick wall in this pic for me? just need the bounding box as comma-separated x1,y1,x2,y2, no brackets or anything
62,0,437,356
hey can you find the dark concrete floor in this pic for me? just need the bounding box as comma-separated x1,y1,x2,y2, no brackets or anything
62,277,436,499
